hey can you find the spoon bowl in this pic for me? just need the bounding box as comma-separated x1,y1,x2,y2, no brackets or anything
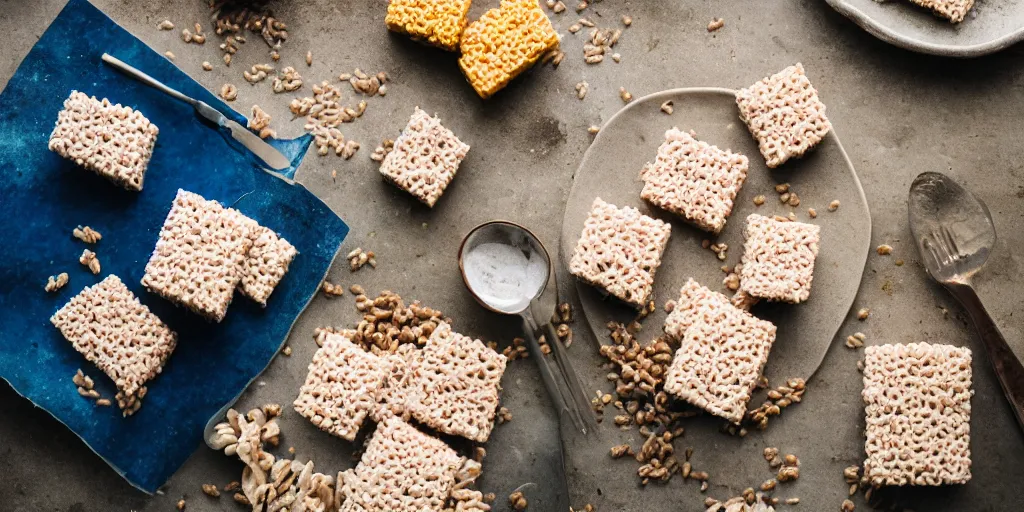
458,221,552,315
909,171,996,284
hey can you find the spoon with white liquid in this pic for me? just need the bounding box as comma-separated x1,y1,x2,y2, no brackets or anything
459,221,597,436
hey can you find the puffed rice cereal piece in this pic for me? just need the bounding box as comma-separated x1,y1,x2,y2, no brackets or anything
663,299,776,424
569,198,671,309
662,278,733,341
338,417,464,512
379,107,469,207
640,128,750,234
404,322,508,442
141,190,254,322
735,64,830,168
458,0,560,99
293,333,387,441
908,0,974,23
48,91,159,191
738,214,820,304
385,0,473,51
862,342,973,486
50,275,177,416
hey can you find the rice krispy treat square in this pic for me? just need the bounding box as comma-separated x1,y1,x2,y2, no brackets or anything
458,0,560,99
338,417,464,512
404,323,507,442
640,128,750,234
48,91,159,191
569,197,672,309
379,107,470,207
141,190,253,322
385,0,473,51
735,63,831,168
663,278,734,341
863,342,973,486
237,224,297,306
663,305,777,423
50,275,177,415
908,0,974,23
738,214,820,304
293,333,387,441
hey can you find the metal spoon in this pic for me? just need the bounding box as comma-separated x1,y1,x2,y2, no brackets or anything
458,221,597,434
909,172,1024,432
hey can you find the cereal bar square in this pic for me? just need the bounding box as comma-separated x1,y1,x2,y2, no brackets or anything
379,108,469,207
404,323,507,442
663,278,734,341
293,333,387,441
640,128,750,234
735,64,831,168
663,304,776,423
338,417,464,512
50,275,177,415
907,0,974,23
863,343,973,486
238,224,297,307
458,0,560,99
48,91,159,191
569,197,672,308
385,0,473,51
738,214,820,304
141,190,253,322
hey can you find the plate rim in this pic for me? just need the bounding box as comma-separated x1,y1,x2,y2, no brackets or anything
825,0,1024,58
560,86,873,381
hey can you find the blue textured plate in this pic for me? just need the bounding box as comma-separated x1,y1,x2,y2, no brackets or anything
0,0,348,493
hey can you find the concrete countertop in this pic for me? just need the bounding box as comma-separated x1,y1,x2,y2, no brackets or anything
2,1,1022,511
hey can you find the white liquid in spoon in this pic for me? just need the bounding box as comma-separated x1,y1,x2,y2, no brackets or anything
463,242,548,314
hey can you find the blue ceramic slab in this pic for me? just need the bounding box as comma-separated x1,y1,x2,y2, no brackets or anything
0,0,348,493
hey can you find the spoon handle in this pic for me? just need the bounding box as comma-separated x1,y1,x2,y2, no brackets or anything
949,283,1024,433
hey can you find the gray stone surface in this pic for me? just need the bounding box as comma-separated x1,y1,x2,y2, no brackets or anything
2,1,1023,511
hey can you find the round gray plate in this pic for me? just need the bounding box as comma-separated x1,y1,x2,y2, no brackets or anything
826,0,1024,57
560,88,872,383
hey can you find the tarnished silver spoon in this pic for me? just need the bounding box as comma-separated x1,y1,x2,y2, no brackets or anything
458,221,599,510
457,221,596,436
909,172,1024,432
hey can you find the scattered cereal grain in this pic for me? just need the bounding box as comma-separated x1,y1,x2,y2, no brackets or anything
219,83,237,101
576,81,589,100
79,249,101,274
45,273,69,292
707,18,725,32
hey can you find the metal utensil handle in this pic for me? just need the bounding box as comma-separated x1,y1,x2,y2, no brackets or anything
521,314,587,433
950,283,1024,432
541,320,598,434
101,53,195,106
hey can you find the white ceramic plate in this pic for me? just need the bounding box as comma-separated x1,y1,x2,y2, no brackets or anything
560,87,871,383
